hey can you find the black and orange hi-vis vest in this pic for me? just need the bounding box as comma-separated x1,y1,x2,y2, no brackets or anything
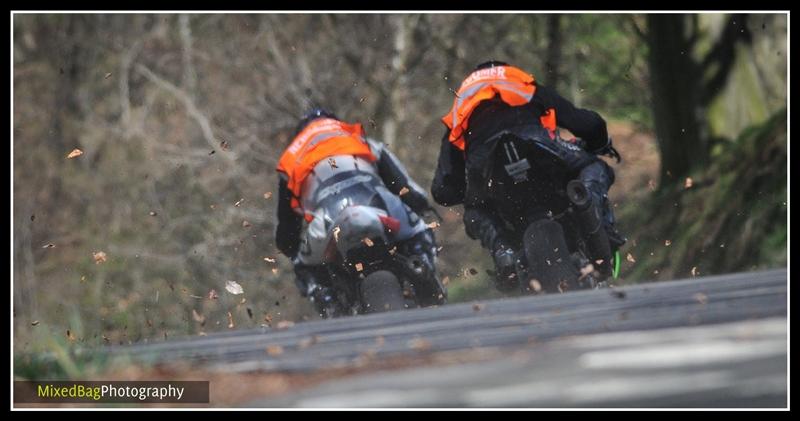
441,65,558,151
277,118,377,213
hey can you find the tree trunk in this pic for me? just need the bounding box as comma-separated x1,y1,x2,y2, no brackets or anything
646,14,707,186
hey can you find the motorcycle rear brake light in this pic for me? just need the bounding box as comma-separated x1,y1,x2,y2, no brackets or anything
378,215,401,233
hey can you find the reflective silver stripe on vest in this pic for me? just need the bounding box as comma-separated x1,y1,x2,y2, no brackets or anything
295,130,357,163
451,80,534,128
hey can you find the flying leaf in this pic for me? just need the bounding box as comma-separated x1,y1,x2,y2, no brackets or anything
225,280,244,295
227,311,235,329
234,198,245,207
266,345,284,356
93,251,107,264
626,253,636,263
242,220,251,228
263,191,273,200
67,148,83,159
207,289,219,300
399,187,410,196
529,279,542,293
665,240,672,247
192,309,206,325
275,320,294,330
684,177,693,189
363,238,374,247
263,257,276,263
691,266,699,277
355,262,364,272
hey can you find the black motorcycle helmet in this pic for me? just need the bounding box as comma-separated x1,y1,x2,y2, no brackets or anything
474,60,509,71
294,107,338,137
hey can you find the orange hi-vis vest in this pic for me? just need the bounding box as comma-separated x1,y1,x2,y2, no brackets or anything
441,65,557,151
277,118,377,211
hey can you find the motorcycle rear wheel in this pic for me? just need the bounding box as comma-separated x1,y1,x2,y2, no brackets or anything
360,270,407,314
523,219,581,294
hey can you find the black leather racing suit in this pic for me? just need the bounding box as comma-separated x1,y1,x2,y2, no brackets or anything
431,85,624,286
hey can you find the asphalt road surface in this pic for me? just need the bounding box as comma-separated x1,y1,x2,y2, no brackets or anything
115,268,788,408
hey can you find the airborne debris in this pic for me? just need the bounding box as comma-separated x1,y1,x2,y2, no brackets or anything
263,257,276,263
219,140,230,151
246,307,253,320
225,280,244,295
626,253,636,263
266,345,283,356
298,335,319,349
242,220,251,228
207,289,219,300
610,289,627,299
31,320,40,326
328,158,338,168
149,211,158,217
557,279,569,293
691,266,699,277
684,177,693,189
647,180,656,191
42,243,55,249
398,187,410,196
275,320,295,330
67,148,84,159
332,226,341,242
192,309,206,325
693,292,708,305
665,240,672,247
427,221,440,229
227,311,235,329
579,264,595,280
355,262,364,272
472,303,484,312
93,251,108,264
263,192,273,200
442,276,450,286
529,279,542,293
104,72,113,79
66,329,76,342
363,238,374,247
271,268,279,275
234,198,245,207
407,337,431,351
467,268,478,276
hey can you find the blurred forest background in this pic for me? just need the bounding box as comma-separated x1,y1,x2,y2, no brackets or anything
13,13,787,364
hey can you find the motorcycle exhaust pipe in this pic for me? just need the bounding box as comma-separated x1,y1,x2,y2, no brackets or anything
567,180,612,276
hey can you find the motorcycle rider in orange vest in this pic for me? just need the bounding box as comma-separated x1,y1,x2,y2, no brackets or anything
276,108,435,316
431,61,625,291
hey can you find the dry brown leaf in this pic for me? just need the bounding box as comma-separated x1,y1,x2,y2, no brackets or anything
263,192,273,200
275,320,295,330
263,257,276,263
42,243,55,249
298,335,319,349
220,140,230,151
363,238,374,247
332,226,341,242
66,329,76,342
684,177,693,189
93,251,107,264
442,276,450,286
263,314,273,326
691,266,699,277
427,221,440,230
225,280,244,295
149,211,158,217
693,292,708,305
407,337,431,351
104,72,113,79
234,198,245,207
665,240,672,247
529,279,542,293
67,148,83,159
467,268,478,276
207,289,219,300
242,220,251,228
399,186,410,196
271,268,279,275
192,309,206,325
355,262,364,272
579,264,595,280
626,253,636,263
557,279,570,293
328,158,338,168
227,311,235,329
266,345,284,356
